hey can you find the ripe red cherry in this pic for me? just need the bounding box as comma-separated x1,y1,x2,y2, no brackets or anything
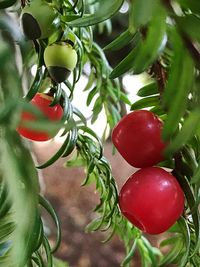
119,167,184,234
112,110,167,168
17,93,63,141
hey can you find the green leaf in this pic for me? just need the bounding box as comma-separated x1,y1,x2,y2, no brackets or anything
178,0,200,14
177,217,191,267
119,91,132,106
37,127,77,169
39,195,61,253
109,37,141,79
73,107,87,125
131,96,160,110
86,86,98,106
68,0,124,27
132,6,167,73
191,162,200,184
158,237,184,266
62,128,78,158
165,109,200,157
176,14,200,43
130,0,159,28
0,131,39,267
121,240,137,266
174,170,200,257
42,236,53,267
104,29,137,51
162,32,194,140
78,126,103,159
137,83,158,97
85,217,102,233
142,236,162,267
25,67,44,102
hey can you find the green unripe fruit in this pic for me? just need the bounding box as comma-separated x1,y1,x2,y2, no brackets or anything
44,42,78,83
21,0,56,40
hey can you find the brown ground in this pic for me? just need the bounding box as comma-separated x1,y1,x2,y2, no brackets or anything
33,141,176,267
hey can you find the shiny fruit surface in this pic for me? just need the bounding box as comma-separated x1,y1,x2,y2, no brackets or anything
119,167,185,234
112,110,167,168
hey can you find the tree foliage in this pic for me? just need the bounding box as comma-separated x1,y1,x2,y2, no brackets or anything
0,0,200,266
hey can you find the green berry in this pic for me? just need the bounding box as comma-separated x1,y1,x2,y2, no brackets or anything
21,0,56,40
44,42,78,83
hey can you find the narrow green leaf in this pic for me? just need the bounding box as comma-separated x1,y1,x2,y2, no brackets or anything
132,7,167,73
68,0,124,27
160,236,180,247
104,29,137,51
39,195,61,253
120,91,131,106
73,107,87,125
131,96,160,110
142,236,162,267
37,128,76,169
49,85,62,107
83,71,95,91
130,0,159,28
177,217,191,267
62,128,78,157
78,126,103,159
162,32,194,140
176,14,200,43
191,163,200,184
178,0,200,14
85,217,102,233
137,83,158,97
42,236,53,267
158,238,184,266
25,67,44,102
86,86,98,106
109,40,141,79
173,170,200,257
121,240,137,266
165,109,200,157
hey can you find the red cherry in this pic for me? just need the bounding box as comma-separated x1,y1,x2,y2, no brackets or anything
17,93,63,141
112,110,167,168
119,167,185,234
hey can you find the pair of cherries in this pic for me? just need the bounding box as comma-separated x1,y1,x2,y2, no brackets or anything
112,110,185,234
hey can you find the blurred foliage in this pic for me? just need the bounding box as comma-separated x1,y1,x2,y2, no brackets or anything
0,0,200,266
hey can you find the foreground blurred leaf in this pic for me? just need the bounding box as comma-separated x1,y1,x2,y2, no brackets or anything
0,131,39,267
177,0,200,15
176,14,200,43
162,31,194,140
68,0,124,27
130,0,159,28
132,5,167,73
165,109,200,157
